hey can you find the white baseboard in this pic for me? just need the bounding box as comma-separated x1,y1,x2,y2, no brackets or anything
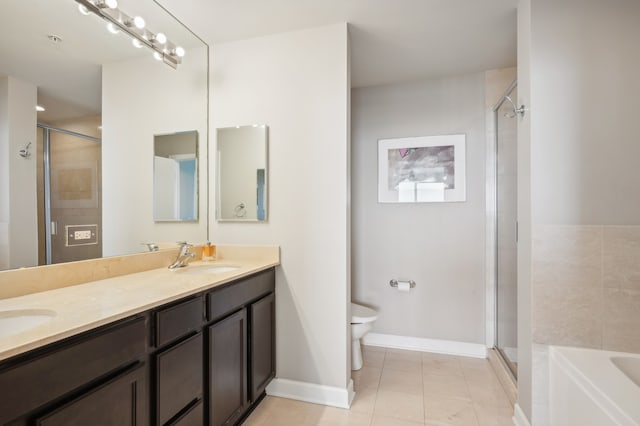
362,332,487,358
266,378,354,409
513,403,531,426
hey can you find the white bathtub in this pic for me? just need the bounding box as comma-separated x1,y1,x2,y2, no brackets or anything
549,346,640,426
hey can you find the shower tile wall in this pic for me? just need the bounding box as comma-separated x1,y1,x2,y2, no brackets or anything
532,225,640,352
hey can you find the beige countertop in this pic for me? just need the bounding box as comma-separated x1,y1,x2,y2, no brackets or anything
0,248,279,362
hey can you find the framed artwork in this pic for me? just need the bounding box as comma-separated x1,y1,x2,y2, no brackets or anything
378,134,466,203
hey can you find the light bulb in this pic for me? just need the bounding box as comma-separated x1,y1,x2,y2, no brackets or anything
154,32,167,45
107,22,120,34
36,105,45,112
173,46,185,57
133,16,145,29
78,4,90,15
132,38,143,48
153,51,163,61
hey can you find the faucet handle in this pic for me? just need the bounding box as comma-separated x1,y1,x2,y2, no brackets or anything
142,242,159,252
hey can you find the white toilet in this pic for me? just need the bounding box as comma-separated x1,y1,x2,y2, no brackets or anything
350,302,378,370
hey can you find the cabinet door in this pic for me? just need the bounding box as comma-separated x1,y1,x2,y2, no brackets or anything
35,364,147,426
250,293,275,401
208,309,247,426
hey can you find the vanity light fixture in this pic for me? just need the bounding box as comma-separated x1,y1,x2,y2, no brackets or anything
36,105,45,112
95,0,117,9
74,0,185,69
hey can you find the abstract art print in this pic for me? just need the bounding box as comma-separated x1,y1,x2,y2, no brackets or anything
378,134,466,203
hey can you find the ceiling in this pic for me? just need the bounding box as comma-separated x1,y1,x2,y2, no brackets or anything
157,0,518,88
0,0,517,122
0,0,204,122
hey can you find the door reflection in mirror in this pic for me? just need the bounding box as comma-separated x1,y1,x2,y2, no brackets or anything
153,131,198,222
216,125,268,222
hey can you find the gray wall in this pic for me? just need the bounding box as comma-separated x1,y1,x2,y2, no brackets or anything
531,0,640,225
351,73,487,344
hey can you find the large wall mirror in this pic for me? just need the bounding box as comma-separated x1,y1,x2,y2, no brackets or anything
216,125,268,222
0,0,209,271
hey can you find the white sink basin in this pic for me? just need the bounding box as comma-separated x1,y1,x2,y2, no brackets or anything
0,309,57,339
175,265,241,275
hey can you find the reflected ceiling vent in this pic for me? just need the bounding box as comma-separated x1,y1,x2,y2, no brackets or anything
74,0,185,69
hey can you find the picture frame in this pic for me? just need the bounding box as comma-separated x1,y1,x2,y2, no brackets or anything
378,134,466,203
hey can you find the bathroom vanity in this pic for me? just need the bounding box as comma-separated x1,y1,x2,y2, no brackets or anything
0,249,278,426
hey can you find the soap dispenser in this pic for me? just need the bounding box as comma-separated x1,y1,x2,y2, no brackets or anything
202,242,216,261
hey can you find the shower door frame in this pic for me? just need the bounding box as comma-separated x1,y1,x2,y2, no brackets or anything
485,80,518,381
38,123,101,265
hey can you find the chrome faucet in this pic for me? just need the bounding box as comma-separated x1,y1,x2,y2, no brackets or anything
168,242,195,269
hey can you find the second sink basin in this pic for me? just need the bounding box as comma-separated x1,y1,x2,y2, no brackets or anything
0,309,57,339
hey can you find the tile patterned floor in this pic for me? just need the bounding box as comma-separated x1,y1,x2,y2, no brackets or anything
244,346,514,425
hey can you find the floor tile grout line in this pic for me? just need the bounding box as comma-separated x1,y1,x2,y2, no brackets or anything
369,348,385,426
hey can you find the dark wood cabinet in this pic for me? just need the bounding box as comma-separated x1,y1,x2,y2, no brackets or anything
208,309,248,426
0,267,275,426
206,269,276,425
0,317,147,425
34,364,147,426
250,293,276,400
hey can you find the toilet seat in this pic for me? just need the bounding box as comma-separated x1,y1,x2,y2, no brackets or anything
351,303,378,324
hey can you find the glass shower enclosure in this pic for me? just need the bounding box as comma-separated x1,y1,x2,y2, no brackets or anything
37,124,102,265
494,82,518,378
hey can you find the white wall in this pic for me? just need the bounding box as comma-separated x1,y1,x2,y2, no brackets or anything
0,76,38,270
102,47,208,255
351,73,486,344
209,24,351,392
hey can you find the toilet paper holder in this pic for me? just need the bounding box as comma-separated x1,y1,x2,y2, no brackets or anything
389,279,416,289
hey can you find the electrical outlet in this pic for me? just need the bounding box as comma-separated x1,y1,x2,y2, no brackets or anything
74,230,92,240
66,224,98,247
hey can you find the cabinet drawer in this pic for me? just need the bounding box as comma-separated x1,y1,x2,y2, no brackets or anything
208,269,274,322
35,364,146,426
155,296,203,348
169,400,203,426
156,332,203,425
0,317,147,424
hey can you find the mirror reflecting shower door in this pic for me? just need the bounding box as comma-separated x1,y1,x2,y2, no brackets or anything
495,84,518,378
39,125,102,265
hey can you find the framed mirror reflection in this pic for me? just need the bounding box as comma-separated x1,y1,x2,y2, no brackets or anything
216,125,268,222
